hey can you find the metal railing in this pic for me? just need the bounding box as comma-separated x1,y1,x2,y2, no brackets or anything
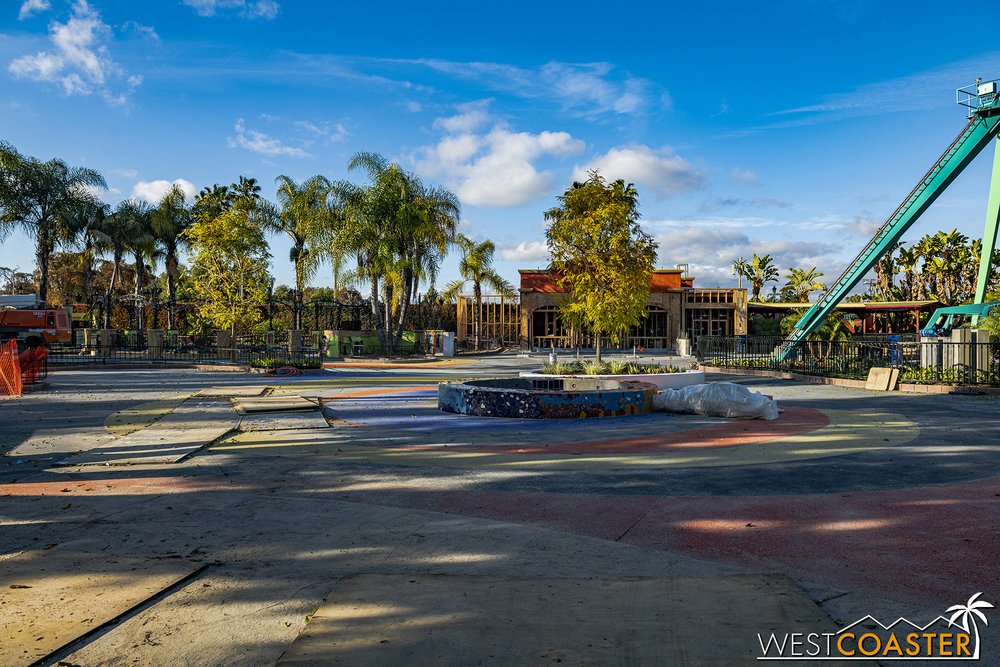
698,335,1000,386
45,332,424,367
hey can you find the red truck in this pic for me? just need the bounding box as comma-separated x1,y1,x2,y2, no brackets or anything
0,307,72,346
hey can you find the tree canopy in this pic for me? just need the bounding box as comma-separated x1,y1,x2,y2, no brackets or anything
544,172,657,362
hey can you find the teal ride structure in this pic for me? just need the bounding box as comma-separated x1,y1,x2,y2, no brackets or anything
780,79,1000,360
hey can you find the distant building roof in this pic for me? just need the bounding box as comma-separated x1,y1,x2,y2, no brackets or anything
519,269,695,293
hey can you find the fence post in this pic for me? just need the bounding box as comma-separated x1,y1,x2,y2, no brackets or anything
82,328,97,356
98,329,113,361
288,330,302,356
148,329,164,361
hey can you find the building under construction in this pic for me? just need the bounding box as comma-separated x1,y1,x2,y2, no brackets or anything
455,269,748,351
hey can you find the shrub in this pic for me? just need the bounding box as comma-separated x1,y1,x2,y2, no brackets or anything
250,357,321,370
582,360,608,375
607,360,629,375
541,361,582,375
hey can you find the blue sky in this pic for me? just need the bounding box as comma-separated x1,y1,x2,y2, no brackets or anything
5,0,1000,294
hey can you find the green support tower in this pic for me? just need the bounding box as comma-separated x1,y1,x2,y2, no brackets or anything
780,79,1000,359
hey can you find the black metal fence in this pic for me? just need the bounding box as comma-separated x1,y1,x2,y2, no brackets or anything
47,331,424,367
697,335,1000,386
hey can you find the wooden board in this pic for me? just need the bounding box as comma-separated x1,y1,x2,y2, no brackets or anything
278,574,849,666
67,425,234,465
865,367,899,391
196,385,270,398
67,398,240,465
238,411,330,431
232,395,319,414
0,549,201,666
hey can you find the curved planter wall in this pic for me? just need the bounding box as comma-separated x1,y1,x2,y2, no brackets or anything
518,369,704,390
438,378,656,419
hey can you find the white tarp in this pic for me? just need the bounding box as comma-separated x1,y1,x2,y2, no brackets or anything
652,382,779,420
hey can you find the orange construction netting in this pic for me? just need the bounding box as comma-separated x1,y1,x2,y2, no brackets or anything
0,339,23,397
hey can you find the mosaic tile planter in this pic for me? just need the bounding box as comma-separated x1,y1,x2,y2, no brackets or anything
438,378,656,419
518,369,704,391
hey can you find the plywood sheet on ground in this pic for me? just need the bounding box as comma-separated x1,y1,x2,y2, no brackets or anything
865,367,899,391
277,573,848,666
196,385,270,398
238,411,329,431
0,549,200,666
67,425,234,465
68,398,240,465
232,396,319,413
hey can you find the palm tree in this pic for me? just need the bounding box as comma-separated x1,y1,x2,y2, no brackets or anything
389,180,460,347
337,152,460,348
732,257,749,289
151,185,193,330
63,198,110,307
272,174,332,329
747,253,779,301
947,592,993,659
896,245,919,301
443,235,515,351
784,267,826,302
0,141,106,303
97,199,151,327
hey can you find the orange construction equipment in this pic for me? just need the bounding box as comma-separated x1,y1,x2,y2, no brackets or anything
0,339,23,397
0,307,72,346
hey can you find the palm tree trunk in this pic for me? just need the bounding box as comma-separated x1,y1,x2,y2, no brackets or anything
36,222,50,303
133,250,145,330
105,247,123,328
394,268,413,349
370,275,382,342
474,282,482,351
166,253,178,330
383,283,393,349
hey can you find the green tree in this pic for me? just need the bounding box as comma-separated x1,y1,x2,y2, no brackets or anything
783,266,827,302
96,199,151,326
0,141,106,303
182,207,272,340
746,253,779,301
272,174,333,330
335,152,460,348
443,235,515,351
151,185,193,330
544,172,657,363
63,198,110,304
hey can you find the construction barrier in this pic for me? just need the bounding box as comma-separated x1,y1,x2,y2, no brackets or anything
18,344,48,385
0,340,23,397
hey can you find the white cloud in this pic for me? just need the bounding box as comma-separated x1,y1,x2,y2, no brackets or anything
411,59,667,118
649,222,841,287
572,145,705,199
730,168,758,185
433,100,491,134
122,20,159,41
414,108,584,208
228,118,311,158
294,119,349,143
131,179,197,203
182,0,279,19
501,241,549,262
8,0,140,105
18,0,50,20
